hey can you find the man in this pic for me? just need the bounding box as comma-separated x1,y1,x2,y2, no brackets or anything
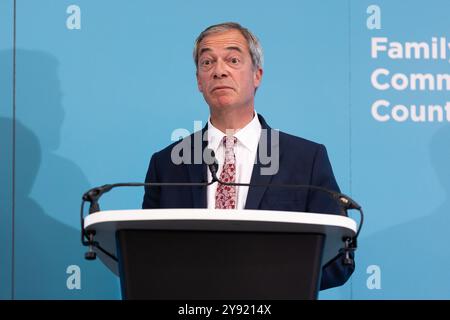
142,22,354,290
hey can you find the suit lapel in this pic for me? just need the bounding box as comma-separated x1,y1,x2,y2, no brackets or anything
245,114,280,209
187,127,208,208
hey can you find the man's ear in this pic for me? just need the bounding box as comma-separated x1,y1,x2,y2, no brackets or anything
196,71,204,93
253,67,263,89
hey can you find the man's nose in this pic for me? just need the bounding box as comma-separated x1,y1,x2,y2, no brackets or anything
212,59,228,79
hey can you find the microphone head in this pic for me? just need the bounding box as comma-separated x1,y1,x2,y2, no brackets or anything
338,195,361,210
211,162,218,175
204,148,219,181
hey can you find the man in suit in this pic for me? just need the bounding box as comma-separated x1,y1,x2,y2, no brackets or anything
142,22,354,290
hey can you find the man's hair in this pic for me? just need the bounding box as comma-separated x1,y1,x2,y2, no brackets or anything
193,22,264,71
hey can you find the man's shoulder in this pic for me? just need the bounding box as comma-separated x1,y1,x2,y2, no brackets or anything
277,130,324,152
150,130,202,161
258,113,324,152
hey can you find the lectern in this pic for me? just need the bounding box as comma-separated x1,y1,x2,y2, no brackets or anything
83,209,356,300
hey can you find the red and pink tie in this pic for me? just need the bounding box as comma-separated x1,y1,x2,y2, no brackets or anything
215,136,237,209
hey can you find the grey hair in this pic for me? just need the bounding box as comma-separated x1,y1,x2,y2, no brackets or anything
193,22,264,71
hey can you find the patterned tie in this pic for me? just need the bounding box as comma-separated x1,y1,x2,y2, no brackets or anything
215,136,237,209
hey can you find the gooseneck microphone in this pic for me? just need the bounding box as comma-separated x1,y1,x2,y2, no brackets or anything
81,149,363,266
207,149,361,217
81,180,215,261
205,149,363,265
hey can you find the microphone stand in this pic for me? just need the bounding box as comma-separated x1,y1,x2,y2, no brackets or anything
81,181,215,261
207,162,363,266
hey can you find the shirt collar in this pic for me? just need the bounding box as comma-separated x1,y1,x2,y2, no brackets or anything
207,112,262,153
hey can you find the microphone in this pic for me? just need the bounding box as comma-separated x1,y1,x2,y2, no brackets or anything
207,157,219,183
81,180,214,261
205,149,363,265
206,149,361,212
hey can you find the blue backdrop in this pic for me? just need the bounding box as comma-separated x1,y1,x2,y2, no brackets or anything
1,0,449,299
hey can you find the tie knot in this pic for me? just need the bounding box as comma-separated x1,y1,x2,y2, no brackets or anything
222,136,237,164
223,135,237,148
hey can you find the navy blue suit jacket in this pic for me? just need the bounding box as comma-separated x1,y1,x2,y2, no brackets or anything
142,114,354,290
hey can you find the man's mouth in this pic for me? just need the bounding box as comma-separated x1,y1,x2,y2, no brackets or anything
211,86,233,92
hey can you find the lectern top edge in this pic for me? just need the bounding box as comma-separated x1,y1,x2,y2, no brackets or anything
84,208,357,234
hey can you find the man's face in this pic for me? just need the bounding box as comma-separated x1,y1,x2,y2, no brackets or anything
196,29,263,111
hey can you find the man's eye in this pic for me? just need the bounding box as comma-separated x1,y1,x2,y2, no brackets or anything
201,59,211,66
230,58,240,64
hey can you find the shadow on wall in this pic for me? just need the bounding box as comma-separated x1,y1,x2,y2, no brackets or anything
0,116,13,299
0,49,120,299
357,124,450,299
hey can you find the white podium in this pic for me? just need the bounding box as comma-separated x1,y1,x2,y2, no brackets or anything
84,209,356,299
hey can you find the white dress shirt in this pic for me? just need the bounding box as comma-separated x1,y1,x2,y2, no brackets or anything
207,112,262,209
